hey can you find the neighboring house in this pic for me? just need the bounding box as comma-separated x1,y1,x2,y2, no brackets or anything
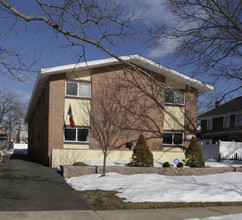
25,54,213,167
198,97,242,144
15,122,28,144
0,127,7,148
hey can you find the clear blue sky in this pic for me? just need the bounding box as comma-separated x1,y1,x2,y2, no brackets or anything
0,1,240,109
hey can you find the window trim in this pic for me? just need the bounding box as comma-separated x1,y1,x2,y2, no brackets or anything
65,81,91,98
165,90,185,106
64,127,90,143
163,131,184,146
207,118,213,130
223,115,230,129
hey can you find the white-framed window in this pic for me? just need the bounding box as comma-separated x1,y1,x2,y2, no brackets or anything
223,115,230,128
207,118,213,130
64,127,90,143
236,113,242,127
165,90,185,105
66,81,91,98
163,132,184,146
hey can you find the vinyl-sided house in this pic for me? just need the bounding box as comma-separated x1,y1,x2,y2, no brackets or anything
198,97,242,143
26,54,213,167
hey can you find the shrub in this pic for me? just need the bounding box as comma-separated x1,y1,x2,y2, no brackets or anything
129,134,154,167
177,162,183,168
73,162,89,166
162,162,170,167
185,137,205,167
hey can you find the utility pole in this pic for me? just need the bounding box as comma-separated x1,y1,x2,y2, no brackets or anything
8,99,12,149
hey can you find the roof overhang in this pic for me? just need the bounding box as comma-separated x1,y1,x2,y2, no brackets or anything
26,54,214,122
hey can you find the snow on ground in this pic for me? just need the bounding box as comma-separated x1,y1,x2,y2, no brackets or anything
185,213,242,220
13,143,28,154
0,149,13,162
205,160,242,168
81,159,242,168
83,160,168,167
66,172,242,203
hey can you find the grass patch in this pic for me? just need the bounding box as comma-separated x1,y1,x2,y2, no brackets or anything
78,190,242,210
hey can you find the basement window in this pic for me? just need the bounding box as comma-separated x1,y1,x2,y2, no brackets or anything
163,132,183,146
64,127,90,143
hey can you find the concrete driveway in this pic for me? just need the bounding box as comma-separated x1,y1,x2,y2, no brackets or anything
0,154,90,211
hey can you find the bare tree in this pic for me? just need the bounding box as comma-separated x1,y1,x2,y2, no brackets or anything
149,0,242,100
0,8,40,81
0,90,26,147
0,1,142,64
0,0,199,100
89,84,131,176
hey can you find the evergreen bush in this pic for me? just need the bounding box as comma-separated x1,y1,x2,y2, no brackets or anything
162,162,170,167
177,162,183,168
185,137,205,167
129,134,154,167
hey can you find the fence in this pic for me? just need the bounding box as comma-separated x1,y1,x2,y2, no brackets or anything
199,141,242,161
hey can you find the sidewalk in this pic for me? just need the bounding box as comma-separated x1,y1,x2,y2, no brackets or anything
0,206,241,220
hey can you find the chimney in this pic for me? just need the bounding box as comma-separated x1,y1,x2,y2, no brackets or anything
215,101,221,108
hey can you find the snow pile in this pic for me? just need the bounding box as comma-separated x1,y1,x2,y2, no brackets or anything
0,149,13,163
66,172,242,203
13,143,28,154
83,160,181,167
83,160,242,168
205,160,242,168
185,213,242,220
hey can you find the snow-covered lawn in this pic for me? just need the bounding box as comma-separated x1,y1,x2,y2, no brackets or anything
66,172,242,203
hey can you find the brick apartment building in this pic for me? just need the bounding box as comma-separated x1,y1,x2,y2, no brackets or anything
198,97,242,143
25,54,213,167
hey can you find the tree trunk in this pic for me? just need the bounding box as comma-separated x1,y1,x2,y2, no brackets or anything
102,151,107,176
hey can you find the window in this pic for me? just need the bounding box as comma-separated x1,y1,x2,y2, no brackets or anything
66,81,91,98
64,127,90,143
207,119,212,130
163,132,183,146
79,82,91,97
165,90,185,105
66,82,78,96
236,113,242,127
223,115,230,128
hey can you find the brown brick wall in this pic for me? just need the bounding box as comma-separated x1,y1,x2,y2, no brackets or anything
90,65,198,151
90,65,165,151
48,74,65,159
63,165,241,178
28,85,49,165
